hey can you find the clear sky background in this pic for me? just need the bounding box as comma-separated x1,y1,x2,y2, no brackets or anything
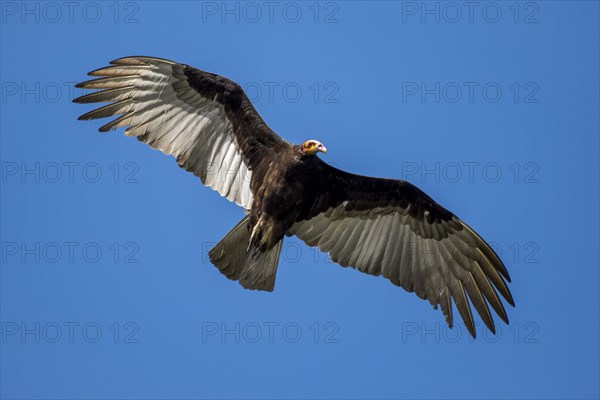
1,1,599,399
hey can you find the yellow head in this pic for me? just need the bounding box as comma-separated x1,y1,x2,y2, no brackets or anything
300,139,327,156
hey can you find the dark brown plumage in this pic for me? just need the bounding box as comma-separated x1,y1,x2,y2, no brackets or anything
74,56,514,338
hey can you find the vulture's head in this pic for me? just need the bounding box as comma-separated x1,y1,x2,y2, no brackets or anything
300,140,327,156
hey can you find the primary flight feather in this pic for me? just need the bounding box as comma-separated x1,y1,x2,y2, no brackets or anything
74,56,514,338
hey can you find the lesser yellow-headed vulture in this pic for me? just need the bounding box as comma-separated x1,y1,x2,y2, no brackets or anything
74,56,514,338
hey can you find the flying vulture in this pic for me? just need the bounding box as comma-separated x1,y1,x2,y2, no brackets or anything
74,56,514,338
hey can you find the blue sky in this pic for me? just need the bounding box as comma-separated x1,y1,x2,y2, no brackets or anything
1,1,599,399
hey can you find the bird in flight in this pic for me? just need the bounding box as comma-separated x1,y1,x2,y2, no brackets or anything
74,56,514,338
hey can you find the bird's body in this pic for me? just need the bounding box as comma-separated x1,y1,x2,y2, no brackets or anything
74,56,515,338
248,147,306,251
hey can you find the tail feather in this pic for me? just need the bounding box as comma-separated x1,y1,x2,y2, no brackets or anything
208,216,283,292
210,216,251,281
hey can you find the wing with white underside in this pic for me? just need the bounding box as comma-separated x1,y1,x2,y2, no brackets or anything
74,56,290,209
289,160,514,338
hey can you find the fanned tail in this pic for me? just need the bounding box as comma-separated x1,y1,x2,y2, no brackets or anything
208,216,283,291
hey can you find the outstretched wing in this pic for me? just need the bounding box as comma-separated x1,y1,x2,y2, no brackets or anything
289,158,514,338
74,56,290,209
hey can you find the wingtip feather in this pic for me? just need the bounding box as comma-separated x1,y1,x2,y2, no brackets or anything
110,55,178,66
